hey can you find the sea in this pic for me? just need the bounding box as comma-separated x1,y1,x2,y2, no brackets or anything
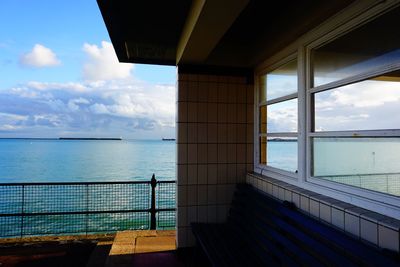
0,139,176,183
0,138,399,237
0,139,176,237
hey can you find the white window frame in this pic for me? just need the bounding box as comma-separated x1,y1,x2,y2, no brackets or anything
254,0,400,219
255,53,299,181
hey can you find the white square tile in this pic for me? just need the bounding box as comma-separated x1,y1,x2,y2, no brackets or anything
284,189,292,202
217,124,228,143
216,185,227,204
218,104,227,122
218,84,228,103
207,144,218,163
207,205,217,223
177,164,187,185
207,164,218,184
187,206,198,223
378,225,399,252
197,185,207,205
197,164,207,184
207,185,217,204
187,165,197,185
197,206,208,223
310,199,319,218
360,218,378,244
292,192,300,208
345,213,360,238
227,165,236,183
187,123,197,143
198,144,207,164
300,196,310,213
197,103,208,122
227,144,237,163
217,164,228,184
177,227,187,248
187,185,198,206
177,102,187,122
187,102,197,122
217,144,227,163
207,123,218,143
197,123,207,143
178,186,187,207
178,207,188,227
331,208,345,230
320,203,331,223
178,144,187,164
187,82,198,102
207,103,218,122
177,123,187,143
227,104,237,123
187,144,198,164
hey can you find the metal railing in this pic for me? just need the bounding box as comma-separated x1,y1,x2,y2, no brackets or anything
315,172,400,196
0,174,176,238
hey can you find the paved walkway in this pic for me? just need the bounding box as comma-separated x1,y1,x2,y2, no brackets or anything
105,230,177,267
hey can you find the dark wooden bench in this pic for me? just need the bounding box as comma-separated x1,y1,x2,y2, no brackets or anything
192,184,399,267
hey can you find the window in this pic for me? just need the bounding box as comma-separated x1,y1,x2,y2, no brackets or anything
309,6,400,197
258,59,298,173
256,3,400,203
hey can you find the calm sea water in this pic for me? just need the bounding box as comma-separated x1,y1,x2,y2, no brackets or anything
0,139,176,237
0,139,176,183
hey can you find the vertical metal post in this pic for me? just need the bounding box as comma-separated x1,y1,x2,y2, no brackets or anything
150,174,157,230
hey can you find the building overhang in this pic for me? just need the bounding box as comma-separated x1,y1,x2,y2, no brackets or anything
97,0,354,68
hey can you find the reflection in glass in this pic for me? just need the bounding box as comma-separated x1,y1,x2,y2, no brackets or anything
314,70,400,131
260,136,266,164
259,106,266,134
265,137,297,172
259,59,297,102
267,99,298,133
312,6,400,87
313,137,400,196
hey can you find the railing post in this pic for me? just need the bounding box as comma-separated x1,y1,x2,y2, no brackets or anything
150,174,157,230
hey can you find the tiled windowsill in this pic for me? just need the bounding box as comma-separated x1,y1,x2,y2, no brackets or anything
246,172,400,253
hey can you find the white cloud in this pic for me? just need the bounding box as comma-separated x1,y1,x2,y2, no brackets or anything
27,81,87,92
20,44,61,67
82,41,133,81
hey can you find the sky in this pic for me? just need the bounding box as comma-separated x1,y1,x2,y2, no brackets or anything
0,0,176,139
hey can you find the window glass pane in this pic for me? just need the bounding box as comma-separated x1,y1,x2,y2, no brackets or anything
313,137,400,196
262,137,297,172
314,70,400,131
259,59,297,102
313,6,400,87
259,105,266,134
267,99,298,133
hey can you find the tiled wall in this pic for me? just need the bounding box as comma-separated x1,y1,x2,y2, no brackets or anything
247,173,400,253
176,71,254,248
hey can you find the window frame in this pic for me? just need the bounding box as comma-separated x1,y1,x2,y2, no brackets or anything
254,0,400,217
255,53,299,180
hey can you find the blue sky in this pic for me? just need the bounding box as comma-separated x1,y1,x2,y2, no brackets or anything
0,0,176,139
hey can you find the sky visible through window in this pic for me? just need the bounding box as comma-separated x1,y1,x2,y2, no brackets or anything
0,0,176,139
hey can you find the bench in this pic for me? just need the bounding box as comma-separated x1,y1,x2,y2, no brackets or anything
192,184,399,267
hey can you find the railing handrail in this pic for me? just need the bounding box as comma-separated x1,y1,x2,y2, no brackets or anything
0,179,175,186
314,172,400,178
0,174,176,237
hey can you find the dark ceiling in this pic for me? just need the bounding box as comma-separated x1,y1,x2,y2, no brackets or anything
97,0,192,65
98,0,354,68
